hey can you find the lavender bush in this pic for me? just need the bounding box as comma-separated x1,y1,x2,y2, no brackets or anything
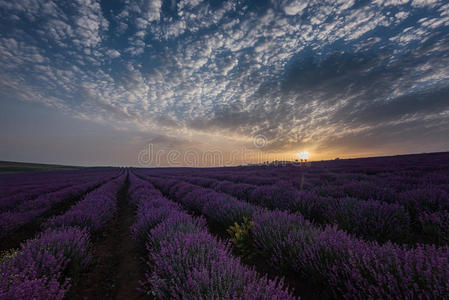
148,231,294,300
0,171,120,238
398,187,449,213
137,167,449,298
419,211,449,245
147,176,258,230
1,171,125,299
129,173,296,299
250,210,449,299
44,176,125,232
324,198,411,243
0,249,69,300
0,227,91,300
0,169,119,212
165,172,419,244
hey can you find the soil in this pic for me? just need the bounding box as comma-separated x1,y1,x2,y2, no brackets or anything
67,177,146,300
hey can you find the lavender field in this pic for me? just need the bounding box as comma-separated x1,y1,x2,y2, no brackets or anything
2,0,449,298
0,152,448,299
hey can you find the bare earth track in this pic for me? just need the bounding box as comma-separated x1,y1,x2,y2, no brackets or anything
67,177,146,300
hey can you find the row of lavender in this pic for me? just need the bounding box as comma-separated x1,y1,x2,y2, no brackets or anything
145,161,449,212
0,172,126,299
152,160,449,204
198,152,449,186
0,169,119,212
0,169,121,239
163,174,446,245
0,169,121,211
139,153,449,193
147,153,449,245
151,153,449,199
127,172,295,299
0,168,120,197
135,171,449,299
0,169,86,197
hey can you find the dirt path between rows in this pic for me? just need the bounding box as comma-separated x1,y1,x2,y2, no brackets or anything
67,177,145,300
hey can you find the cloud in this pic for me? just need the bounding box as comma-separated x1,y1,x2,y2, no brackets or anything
283,0,308,16
146,0,163,22
0,0,59,21
178,0,204,11
411,0,440,8
1,0,449,160
373,0,410,6
72,0,109,49
106,49,120,58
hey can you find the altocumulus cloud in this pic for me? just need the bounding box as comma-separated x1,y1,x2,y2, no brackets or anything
1,0,449,161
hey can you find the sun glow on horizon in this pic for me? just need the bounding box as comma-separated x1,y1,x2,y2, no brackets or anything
298,151,309,161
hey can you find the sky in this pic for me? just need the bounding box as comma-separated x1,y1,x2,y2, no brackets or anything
1,0,449,167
